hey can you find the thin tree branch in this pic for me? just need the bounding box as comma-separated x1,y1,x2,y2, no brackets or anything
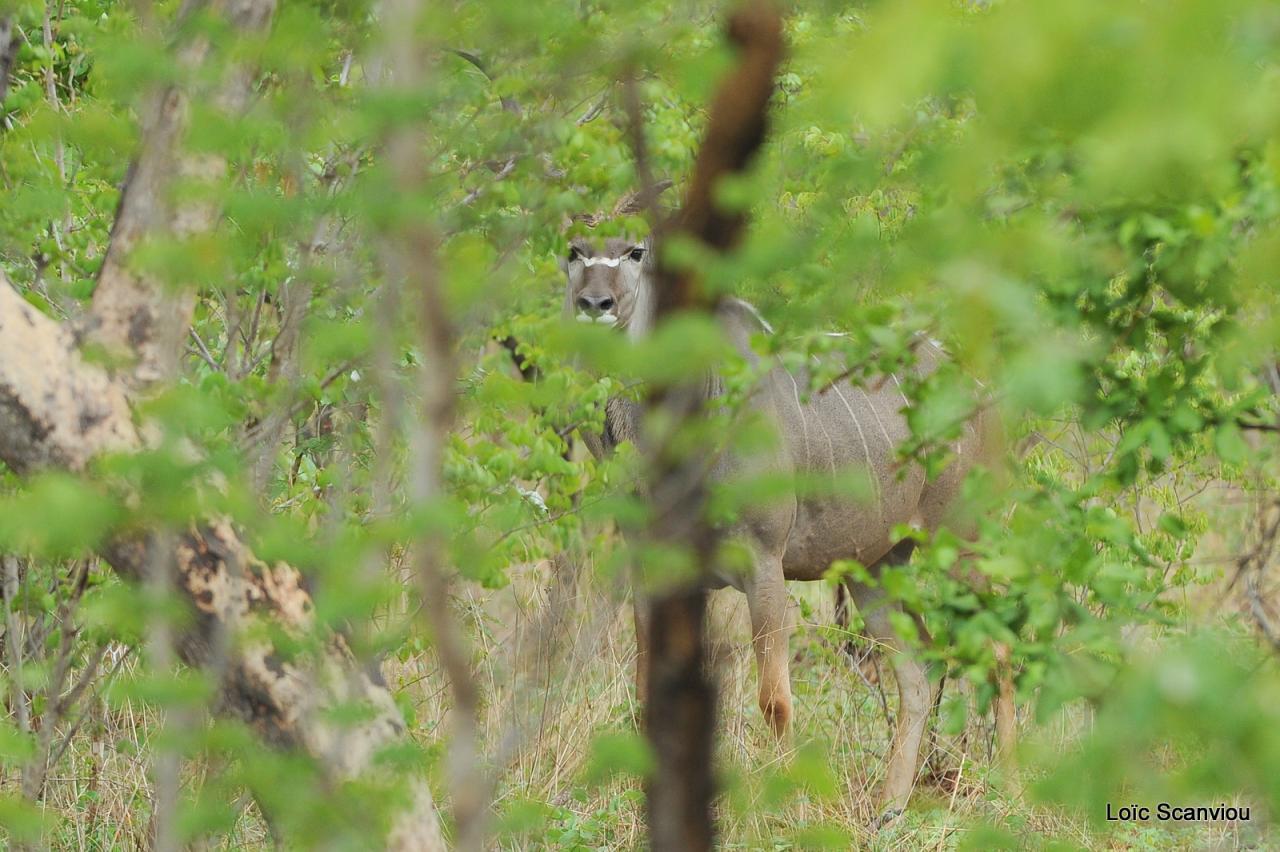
0,16,18,106
188,327,221,371
383,1,486,849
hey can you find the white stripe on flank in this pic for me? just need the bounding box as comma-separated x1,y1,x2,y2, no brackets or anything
785,370,811,471
890,374,910,409
857,386,893,447
808,354,840,482
811,383,839,481
830,382,882,507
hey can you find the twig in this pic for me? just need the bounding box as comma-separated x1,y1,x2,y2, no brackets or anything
3,555,31,739
1237,417,1280,434
621,73,662,233
18,558,94,816
1235,497,1280,653
188,327,221,372
577,88,610,125
240,359,353,447
239,287,268,379
447,48,520,114
459,155,516,207
46,645,132,775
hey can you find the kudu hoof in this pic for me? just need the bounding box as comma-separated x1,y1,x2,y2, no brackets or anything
760,700,792,739
872,806,904,830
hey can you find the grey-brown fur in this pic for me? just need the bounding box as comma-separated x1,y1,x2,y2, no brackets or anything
563,236,993,817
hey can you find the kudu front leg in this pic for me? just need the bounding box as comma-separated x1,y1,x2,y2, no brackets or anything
745,560,793,738
847,575,938,821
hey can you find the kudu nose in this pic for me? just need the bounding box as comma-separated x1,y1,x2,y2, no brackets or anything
576,295,615,316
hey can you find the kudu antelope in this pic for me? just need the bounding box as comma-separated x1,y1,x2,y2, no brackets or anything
562,233,997,817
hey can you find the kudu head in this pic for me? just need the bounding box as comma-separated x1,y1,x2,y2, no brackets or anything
560,181,672,339
561,235,654,337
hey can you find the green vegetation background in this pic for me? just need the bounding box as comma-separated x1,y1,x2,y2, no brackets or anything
1,0,1279,847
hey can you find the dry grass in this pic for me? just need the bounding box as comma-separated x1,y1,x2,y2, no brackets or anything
396,561,1269,851
6,550,1273,850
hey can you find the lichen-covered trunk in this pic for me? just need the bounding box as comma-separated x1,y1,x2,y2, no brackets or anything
0,281,446,850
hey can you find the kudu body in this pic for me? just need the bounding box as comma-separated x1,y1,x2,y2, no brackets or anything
564,235,993,815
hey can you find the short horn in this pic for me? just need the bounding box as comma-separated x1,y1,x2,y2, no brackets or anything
614,178,675,217
569,211,603,229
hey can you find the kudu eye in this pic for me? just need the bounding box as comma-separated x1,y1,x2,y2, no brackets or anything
567,246,581,262
629,247,645,262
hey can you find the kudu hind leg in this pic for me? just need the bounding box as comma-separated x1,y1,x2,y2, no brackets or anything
849,544,939,817
835,582,881,685
746,558,793,737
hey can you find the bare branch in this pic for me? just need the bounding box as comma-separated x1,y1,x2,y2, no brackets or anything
1236,497,1280,654
188,326,221,372
576,89,609,125
447,48,521,114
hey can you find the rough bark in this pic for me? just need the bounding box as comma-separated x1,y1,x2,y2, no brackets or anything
639,3,784,850
0,0,445,836
644,587,716,851
0,283,137,472
652,1,784,317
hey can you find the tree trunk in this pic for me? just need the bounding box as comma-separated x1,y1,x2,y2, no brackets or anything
644,588,716,851
638,3,784,849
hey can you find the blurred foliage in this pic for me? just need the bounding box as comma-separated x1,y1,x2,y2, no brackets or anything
1,0,1279,846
